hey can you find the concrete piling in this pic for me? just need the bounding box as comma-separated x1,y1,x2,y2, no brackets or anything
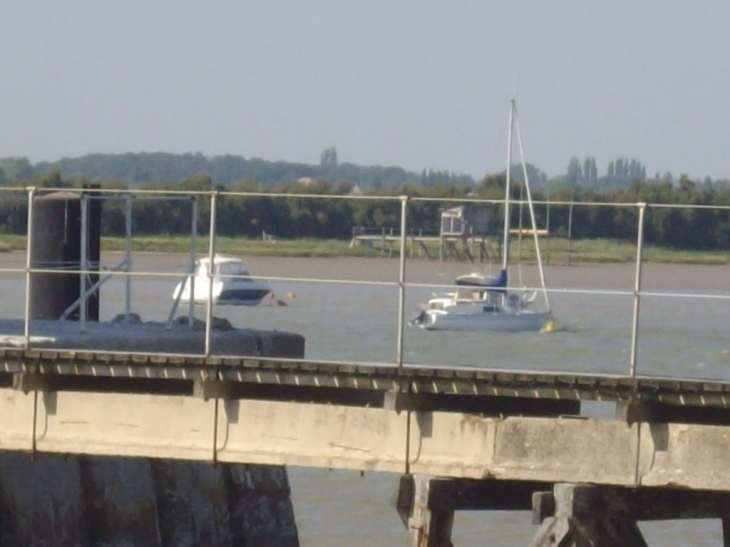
0,452,298,547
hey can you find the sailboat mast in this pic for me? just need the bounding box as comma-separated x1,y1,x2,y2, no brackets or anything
502,99,515,272
513,104,552,313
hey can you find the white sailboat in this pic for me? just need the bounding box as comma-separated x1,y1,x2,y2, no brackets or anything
412,99,554,332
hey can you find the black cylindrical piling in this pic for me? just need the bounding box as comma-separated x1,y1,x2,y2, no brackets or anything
86,188,101,320
29,191,101,321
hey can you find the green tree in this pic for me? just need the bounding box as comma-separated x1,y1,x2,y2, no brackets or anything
320,147,338,168
0,157,33,182
567,157,582,187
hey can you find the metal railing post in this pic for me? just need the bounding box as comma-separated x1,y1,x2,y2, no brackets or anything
79,194,88,332
545,187,551,265
396,195,409,368
125,194,132,320
24,187,35,349
189,196,198,330
567,201,574,266
204,191,218,357
629,203,646,378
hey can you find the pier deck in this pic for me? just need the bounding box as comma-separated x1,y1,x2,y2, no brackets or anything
3,346,730,493
3,347,730,409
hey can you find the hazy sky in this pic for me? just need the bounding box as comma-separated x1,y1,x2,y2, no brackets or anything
1,2,729,180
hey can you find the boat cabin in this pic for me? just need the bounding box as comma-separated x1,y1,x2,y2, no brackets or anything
195,256,252,280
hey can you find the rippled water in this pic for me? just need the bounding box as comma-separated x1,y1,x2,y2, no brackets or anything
2,252,730,545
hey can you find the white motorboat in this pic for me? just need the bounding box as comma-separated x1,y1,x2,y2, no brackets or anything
412,99,554,332
172,255,273,306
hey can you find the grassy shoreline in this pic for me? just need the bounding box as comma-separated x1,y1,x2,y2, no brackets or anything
0,234,728,265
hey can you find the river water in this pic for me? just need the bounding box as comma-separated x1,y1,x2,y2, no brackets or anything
2,252,729,545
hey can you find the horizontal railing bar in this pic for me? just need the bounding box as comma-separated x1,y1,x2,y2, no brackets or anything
4,184,730,211
5,264,730,300
646,202,730,211
640,290,730,300
403,283,730,301
0,267,401,287
405,281,634,297
4,186,403,201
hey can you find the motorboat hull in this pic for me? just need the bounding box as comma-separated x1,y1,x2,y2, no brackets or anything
415,308,551,332
173,280,273,306
218,288,273,306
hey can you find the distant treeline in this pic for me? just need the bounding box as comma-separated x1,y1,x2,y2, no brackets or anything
0,150,474,190
4,151,730,193
1,171,730,250
4,150,730,194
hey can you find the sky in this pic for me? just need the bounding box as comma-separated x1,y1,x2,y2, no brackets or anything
1,1,729,181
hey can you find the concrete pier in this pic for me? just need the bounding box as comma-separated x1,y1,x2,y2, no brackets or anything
0,388,728,490
0,453,298,547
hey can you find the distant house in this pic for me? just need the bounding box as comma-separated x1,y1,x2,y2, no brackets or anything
440,205,491,238
297,177,317,186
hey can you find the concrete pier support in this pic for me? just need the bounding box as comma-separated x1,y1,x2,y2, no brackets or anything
393,476,730,546
530,484,648,547
0,453,299,547
394,475,455,547
391,475,549,547
531,483,730,547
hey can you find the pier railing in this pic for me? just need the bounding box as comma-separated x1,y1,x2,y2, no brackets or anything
1,185,729,381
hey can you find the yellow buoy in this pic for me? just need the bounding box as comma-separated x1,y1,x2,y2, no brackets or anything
542,321,555,333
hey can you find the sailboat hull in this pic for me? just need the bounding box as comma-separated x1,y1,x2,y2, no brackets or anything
417,309,551,332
